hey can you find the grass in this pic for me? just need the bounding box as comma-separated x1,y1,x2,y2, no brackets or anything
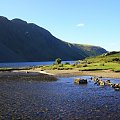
1,51,120,73
78,51,120,72
79,62,120,71
41,64,74,70
39,61,120,72
39,51,120,72
84,52,120,63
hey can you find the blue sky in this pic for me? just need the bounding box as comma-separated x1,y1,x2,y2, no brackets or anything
0,0,120,51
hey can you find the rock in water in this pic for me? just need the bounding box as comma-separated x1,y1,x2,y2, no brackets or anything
74,78,88,84
74,78,81,84
79,79,88,84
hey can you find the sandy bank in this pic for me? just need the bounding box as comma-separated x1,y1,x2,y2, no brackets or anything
0,68,120,79
45,69,120,78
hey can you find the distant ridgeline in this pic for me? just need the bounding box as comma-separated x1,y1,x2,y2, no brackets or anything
0,16,107,62
103,51,120,56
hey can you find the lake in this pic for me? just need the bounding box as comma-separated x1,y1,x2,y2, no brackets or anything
0,61,75,68
0,76,120,119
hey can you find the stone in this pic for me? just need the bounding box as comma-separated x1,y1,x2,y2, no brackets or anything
74,78,88,84
74,78,81,84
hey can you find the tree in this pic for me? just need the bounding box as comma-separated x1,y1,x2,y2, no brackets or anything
55,58,62,64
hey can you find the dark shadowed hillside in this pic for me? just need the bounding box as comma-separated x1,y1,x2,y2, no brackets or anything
74,44,107,56
0,16,107,62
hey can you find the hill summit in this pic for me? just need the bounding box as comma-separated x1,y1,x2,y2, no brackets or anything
0,16,107,62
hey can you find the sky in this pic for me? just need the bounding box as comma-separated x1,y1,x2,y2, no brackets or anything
0,0,120,51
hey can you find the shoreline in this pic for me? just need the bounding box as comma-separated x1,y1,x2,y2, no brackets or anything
0,70,57,81
45,69,120,78
0,68,120,79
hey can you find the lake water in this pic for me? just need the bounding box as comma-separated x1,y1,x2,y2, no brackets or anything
0,61,75,68
0,76,120,119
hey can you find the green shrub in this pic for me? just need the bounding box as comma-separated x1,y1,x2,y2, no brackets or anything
55,58,62,64
83,64,87,67
87,61,91,64
52,67,57,70
99,63,104,66
112,58,120,62
58,64,63,67
65,62,70,65
72,64,76,67
76,64,82,68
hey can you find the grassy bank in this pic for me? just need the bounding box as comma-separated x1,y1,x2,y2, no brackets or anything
78,62,120,72
0,52,119,79
39,62,120,72
39,52,120,72
80,51,120,72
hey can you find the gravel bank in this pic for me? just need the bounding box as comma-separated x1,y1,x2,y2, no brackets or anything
45,69,120,78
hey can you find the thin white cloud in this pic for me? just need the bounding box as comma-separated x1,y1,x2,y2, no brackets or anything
76,23,85,27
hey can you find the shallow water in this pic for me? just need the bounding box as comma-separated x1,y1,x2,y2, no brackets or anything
0,76,120,120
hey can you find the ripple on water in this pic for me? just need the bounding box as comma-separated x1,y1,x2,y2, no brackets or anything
0,76,120,119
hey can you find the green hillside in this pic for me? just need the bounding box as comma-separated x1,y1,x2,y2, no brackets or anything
84,51,120,63
79,51,120,72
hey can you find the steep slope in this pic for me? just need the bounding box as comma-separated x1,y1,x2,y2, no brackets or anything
0,16,107,62
74,44,107,56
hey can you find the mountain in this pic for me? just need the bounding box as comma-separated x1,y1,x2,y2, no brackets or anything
74,44,107,56
0,16,107,62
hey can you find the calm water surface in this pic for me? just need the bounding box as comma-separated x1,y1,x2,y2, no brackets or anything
0,61,75,68
0,76,120,119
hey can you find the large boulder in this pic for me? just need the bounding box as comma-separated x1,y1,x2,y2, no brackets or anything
74,78,88,84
